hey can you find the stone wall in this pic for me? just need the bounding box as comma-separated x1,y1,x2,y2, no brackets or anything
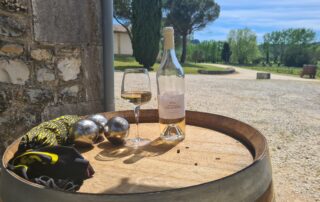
0,0,104,153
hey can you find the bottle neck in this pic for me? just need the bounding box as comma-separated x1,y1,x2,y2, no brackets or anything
162,48,178,63
160,48,184,77
163,30,175,59
163,33,174,50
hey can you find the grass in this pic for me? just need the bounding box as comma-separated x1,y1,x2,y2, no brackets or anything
114,55,225,74
234,64,320,79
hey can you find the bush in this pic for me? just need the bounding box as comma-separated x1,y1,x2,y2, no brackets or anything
191,50,205,63
283,46,312,67
252,56,264,65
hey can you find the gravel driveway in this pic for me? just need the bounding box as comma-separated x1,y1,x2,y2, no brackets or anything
211,63,319,82
115,72,320,202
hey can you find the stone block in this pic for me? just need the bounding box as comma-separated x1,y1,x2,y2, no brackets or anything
60,85,79,98
36,68,55,82
0,44,24,56
35,62,54,70
19,110,39,129
0,15,25,37
32,0,102,44
31,49,52,61
257,72,271,80
55,47,81,58
0,116,7,125
24,88,53,104
0,91,9,112
57,57,81,81
0,59,29,84
42,101,103,120
0,0,28,12
0,104,42,153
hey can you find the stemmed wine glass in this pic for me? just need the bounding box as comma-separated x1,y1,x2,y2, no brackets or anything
121,68,152,148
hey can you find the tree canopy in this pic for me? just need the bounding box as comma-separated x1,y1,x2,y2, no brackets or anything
262,28,316,67
228,28,259,64
164,0,220,63
187,40,223,63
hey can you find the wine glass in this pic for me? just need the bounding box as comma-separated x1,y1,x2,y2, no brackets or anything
121,68,152,148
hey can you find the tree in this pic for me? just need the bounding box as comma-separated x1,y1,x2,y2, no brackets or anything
131,0,162,70
265,28,316,66
191,39,201,44
268,31,283,64
283,29,316,67
191,49,205,63
311,43,320,64
283,45,312,67
187,40,224,63
221,42,231,63
114,0,133,41
164,0,220,63
285,28,316,45
228,28,259,64
262,33,271,64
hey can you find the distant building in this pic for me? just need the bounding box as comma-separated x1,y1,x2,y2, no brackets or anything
113,25,133,55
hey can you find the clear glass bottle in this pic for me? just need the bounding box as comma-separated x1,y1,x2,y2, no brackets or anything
156,27,185,141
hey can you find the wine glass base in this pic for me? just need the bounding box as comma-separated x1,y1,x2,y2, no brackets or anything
125,137,151,148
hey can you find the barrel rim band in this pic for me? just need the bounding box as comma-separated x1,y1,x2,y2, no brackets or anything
2,109,273,201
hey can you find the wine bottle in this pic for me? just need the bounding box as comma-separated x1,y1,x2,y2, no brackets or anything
157,27,185,141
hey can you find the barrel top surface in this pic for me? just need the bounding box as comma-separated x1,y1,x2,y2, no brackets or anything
79,123,253,194
2,110,271,198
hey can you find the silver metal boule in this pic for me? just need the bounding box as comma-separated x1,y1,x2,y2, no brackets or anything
70,119,100,146
104,117,129,146
87,114,108,134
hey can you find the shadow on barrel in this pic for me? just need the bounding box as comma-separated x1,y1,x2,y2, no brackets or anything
102,177,173,194
95,138,179,164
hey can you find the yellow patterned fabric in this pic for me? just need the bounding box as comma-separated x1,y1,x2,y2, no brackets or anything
18,115,81,153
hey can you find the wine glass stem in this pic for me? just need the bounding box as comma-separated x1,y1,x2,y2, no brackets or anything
134,105,141,140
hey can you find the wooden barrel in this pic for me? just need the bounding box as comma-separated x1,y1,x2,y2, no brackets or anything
1,110,274,202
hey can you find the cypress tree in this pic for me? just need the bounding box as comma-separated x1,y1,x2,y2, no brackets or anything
131,0,162,70
221,42,232,63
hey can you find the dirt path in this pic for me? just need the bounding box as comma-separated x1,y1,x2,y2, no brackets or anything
206,63,319,82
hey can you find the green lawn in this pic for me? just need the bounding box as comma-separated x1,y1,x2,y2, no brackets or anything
234,64,320,79
114,55,225,74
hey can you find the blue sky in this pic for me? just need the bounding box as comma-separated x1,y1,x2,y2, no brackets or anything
193,0,320,43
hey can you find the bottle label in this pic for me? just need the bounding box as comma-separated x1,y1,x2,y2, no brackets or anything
158,93,185,119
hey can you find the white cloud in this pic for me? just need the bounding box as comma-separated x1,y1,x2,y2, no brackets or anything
242,19,320,30
194,0,320,41
221,8,320,19
217,0,320,7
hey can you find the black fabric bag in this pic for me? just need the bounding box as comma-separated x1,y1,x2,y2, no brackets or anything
8,146,94,191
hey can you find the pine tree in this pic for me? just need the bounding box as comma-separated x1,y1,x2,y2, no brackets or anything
131,0,162,70
164,0,220,64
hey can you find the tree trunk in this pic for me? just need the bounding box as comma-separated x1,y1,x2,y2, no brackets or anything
113,17,133,42
180,34,187,64
144,64,151,70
